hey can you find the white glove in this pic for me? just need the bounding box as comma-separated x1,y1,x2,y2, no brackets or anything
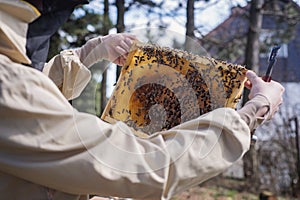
74,33,137,67
237,70,284,131
244,70,285,120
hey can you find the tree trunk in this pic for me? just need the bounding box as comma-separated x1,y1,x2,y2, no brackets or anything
185,0,195,52
292,117,300,198
116,0,125,80
242,0,264,192
244,0,264,72
101,0,110,114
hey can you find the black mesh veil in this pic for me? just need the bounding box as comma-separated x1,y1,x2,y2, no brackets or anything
25,0,89,71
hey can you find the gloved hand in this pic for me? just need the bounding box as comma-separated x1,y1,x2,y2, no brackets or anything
74,33,137,67
244,70,285,119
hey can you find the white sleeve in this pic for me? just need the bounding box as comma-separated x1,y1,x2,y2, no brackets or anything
43,49,91,100
1,61,251,200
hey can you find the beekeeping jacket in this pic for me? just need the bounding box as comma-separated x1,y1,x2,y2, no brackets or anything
0,1,252,200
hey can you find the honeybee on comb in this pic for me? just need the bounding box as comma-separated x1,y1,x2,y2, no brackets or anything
101,42,247,137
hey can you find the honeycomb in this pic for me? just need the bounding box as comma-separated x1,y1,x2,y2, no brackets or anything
101,42,247,137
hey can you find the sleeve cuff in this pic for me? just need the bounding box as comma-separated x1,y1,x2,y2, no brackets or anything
237,94,270,131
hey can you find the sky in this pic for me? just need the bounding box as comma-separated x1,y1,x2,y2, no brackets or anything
86,0,300,36
86,0,249,36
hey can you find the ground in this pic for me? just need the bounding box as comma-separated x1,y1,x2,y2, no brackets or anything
171,177,297,200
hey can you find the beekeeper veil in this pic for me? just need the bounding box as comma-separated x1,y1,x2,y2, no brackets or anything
0,0,40,64
25,0,89,71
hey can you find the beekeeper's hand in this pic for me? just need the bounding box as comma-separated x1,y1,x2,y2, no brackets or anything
244,70,285,120
75,33,137,67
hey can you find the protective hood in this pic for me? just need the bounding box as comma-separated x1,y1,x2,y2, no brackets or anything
0,0,40,64
26,0,89,71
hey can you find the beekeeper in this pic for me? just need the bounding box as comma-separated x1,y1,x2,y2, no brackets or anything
0,0,284,200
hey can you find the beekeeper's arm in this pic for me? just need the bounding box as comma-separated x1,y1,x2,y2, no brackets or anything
0,65,249,199
1,58,284,200
43,33,135,100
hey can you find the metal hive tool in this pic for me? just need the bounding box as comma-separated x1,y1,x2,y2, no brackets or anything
101,42,247,138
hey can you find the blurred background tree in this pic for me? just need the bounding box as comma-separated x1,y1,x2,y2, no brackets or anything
48,0,113,116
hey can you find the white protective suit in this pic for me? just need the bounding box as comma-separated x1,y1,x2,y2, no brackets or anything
0,1,254,200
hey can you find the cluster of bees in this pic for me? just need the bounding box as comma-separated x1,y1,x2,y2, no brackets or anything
101,42,247,136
